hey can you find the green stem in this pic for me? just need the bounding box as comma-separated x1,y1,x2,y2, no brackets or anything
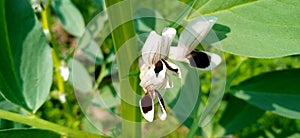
41,3,65,95
225,57,247,92
105,0,141,137
187,58,247,137
0,110,105,138
186,93,203,138
41,2,75,128
93,63,106,90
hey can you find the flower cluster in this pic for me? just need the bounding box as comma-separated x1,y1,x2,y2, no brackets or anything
139,16,221,122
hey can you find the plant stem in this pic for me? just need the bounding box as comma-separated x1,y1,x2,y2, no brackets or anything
41,2,75,127
41,2,65,95
0,110,105,138
225,57,246,92
186,92,203,138
105,0,141,137
93,63,106,90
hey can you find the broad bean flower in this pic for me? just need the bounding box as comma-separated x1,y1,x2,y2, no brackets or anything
139,28,181,122
139,16,221,122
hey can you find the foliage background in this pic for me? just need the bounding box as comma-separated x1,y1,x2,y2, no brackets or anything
0,0,299,137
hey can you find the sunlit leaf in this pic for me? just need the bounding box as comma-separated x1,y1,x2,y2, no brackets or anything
231,69,300,119
0,0,53,112
52,0,85,37
199,0,300,58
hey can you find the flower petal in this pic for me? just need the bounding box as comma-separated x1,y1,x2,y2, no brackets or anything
59,65,70,81
155,91,167,120
169,46,188,61
139,61,167,90
162,59,182,78
164,75,173,88
140,92,155,122
161,27,176,57
187,50,221,70
155,74,173,90
178,16,217,55
205,52,222,70
142,31,163,65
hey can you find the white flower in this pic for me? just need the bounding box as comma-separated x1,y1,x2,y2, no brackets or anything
169,16,221,70
139,28,181,91
59,93,66,103
59,63,70,81
139,16,222,122
43,29,51,40
139,89,167,122
139,28,181,122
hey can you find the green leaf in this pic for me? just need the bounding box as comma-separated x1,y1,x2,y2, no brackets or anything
230,69,300,119
0,0,53,112
133,7,166,34
0,95,28,130
93,84,120,109
288,133,300,138
134,8,157,30
68,59,92,93
0,128,60,138
52,0,85,37
92,0,104,7
81,117,103,135
200,0,300,58
81,40,104,65
216,96,264,136
77,11,107,64
0,95,18,111
167,62,201,129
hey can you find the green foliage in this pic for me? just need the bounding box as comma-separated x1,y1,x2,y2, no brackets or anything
200,0,300,58
0,129,60,138
52,0,85,37
68,59,93,93
231,69,300,119
0,0,299,137
0,0,52,112
217,96,265,136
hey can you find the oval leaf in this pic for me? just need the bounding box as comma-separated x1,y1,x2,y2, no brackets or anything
68,59,92,93
0,0,53,112
200,0,300,58
52,0,85,37
230,69,300,119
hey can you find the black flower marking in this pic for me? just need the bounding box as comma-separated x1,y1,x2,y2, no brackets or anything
155,90,166,111
154,60,163,77
188,50,210,68
161,59,178,73
141,92,153,114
